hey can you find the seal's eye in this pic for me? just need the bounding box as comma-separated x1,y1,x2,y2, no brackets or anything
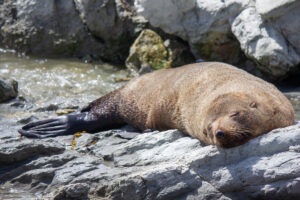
250,102,257,108
230,111,240,117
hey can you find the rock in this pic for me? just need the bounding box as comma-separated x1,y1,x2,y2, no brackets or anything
0,0,145,63
0,77,18,102
231,7,300,78
1,0,300,78
256,0,297,19
126,29,171,75
164,39,195,68
1,121,300,199
134,0,300,79
73,0,147,62
0,0,98,57
50,183,90,200
126,29,194,75
134,0,245,65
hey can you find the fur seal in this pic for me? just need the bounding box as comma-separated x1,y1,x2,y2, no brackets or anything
18,62,295,148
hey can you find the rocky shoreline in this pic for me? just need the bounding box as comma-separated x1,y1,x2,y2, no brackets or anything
1,123,300,199
0,57,299,199
1,0,300,79
1,0,300,199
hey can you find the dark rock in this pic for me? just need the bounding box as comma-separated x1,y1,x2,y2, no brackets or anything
0,77,18,103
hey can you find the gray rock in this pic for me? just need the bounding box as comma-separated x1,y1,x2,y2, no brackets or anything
0,0,145,62
49,183,90,200
134,0,300,79
134,0,246,66
1,122,300,199
256,0,297,19
0,77,18,103
231,6,300,78
0,0,103,58
1,0,300,78
73,0,146,62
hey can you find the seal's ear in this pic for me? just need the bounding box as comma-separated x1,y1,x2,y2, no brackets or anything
249,102,257,108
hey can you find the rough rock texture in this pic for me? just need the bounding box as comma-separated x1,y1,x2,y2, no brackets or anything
0,0,194,65
0,77,18,103
126,29,171,74
0,0,146,62
73,0,147,62
1,119,300,199
0,0,101,58
1,0,300,78
134,0,300,79
126,29,195,75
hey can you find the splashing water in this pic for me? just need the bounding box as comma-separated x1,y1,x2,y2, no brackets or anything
0,50,128,108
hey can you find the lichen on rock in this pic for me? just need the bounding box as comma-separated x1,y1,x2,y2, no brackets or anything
126,29,172,74
126,29,194,75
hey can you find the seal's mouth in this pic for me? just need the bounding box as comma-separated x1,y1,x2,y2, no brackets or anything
217,131,252,148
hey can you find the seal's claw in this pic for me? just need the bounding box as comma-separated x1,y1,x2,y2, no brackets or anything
22,117,67,130
19,116,71,138
18,129,44,138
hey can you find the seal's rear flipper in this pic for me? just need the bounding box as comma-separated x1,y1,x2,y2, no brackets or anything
18,112,93,138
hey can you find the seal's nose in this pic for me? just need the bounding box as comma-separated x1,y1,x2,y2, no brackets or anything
216,130,225,138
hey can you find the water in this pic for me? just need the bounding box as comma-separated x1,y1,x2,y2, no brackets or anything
1,49,300,120
1,49,300,119
0,186,38,200
1,49,300,199
0,50,131,199
0,50,129,109
282,90,300,121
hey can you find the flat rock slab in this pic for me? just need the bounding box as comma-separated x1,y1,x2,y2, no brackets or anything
0,122,300,199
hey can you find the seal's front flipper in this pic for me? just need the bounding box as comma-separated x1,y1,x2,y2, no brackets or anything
18,112,91,138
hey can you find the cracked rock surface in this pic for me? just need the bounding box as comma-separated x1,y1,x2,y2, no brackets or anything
1,120,300,199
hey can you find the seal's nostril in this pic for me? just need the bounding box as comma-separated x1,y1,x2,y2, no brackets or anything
216,130,225,138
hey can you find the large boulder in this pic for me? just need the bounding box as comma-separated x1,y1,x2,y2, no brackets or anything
134,0,300,79
0,0,145,63
1,122,300,199
0,0,102,58
0,77,18,102
73,0,147,62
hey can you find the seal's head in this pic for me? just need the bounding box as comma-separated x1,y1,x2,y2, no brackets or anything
203,92,292,148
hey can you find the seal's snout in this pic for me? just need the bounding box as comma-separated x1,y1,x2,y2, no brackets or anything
216,129,225,139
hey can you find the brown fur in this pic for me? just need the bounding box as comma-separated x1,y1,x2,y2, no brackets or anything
90,62,295,148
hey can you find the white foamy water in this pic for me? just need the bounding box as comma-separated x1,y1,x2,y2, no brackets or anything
0,51,128,107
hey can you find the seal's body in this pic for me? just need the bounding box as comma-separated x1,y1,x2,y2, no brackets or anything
19,62,295,148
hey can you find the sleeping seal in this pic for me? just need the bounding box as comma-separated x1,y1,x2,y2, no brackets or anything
19,62,295,148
